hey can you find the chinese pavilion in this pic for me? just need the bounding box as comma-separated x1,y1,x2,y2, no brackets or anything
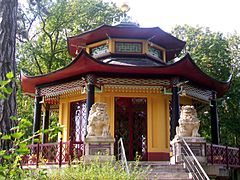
21,22,230,161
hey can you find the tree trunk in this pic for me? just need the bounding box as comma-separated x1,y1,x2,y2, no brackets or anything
0,0,18,150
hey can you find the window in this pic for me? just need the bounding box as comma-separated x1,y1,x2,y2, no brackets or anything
148,45,163,59
115,42,142,53
90,44,109,57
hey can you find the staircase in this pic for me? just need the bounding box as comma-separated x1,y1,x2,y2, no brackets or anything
132,161,192,180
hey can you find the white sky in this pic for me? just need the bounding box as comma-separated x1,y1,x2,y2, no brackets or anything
104,0,240,34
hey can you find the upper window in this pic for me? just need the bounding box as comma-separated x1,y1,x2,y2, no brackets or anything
148,45,163,59
115,42,142,53
90,44,109,57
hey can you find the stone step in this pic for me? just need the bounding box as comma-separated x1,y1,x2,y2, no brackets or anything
129,161,170,166
147,168,187,173
128,161,192,180
131,164,186,172
146,172,191,178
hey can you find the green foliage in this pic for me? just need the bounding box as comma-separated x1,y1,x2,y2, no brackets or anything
172,25,231,81
218,33,240,145
0,116,62,179
172,25,240,146
47,159,146,180
17,0,123,75
16,0,123,138
0,118,32,179
0,72,14,99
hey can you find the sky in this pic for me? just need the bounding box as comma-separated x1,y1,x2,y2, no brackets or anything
104,0,240,34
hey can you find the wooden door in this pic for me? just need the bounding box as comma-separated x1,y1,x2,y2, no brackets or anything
114,97,147,160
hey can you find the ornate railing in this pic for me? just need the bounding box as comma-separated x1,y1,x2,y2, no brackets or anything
206,143,240,168
21,139,84,168
117,138,130,174
181,139,210,180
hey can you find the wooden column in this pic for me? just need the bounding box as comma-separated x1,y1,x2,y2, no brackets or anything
42,104,50,143
210,91,220,145
170,79,180,140
86,75,95,121
32,95,42,143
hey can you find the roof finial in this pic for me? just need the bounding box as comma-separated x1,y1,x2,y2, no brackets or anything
121,2,130,17
117,2,139,27
120,2,130,23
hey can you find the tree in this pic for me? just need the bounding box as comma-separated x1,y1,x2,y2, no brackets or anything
171,25,240,146
17,0,123,75
0,0,18,149
219,33,240,146
15,0,122,137
172,25,231,81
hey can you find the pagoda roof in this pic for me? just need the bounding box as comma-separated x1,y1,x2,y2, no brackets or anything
67,25,186,61
21,50,231,97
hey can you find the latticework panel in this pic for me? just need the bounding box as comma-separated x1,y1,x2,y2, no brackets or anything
21,141,84,167
45,96,60,105
228,147,239,166
39,79,85,97
206,144,240,167
70,100,87,142
39,77,170,98
104,85,163,93
97,77,170,87
185,85,212,102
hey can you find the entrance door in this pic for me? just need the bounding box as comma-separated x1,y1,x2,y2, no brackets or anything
114,97,147,160
70,100,86,142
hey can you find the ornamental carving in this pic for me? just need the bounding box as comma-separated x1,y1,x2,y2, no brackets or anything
176,105,200,138
87,102,110,137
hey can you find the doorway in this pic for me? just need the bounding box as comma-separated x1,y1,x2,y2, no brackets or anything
70,100,86,142
114,97,147,160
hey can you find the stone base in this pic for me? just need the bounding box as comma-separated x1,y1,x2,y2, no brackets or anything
83,155,115,164
170,137,206,164
202,164,230,178
84,136,115,163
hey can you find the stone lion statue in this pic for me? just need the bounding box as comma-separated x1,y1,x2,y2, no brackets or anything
87,102,110,137
176,105,200,137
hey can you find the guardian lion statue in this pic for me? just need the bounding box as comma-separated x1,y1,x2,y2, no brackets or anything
87,102,110,137
175,105,200,137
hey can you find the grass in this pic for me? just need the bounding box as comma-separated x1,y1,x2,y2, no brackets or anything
46,159,147,180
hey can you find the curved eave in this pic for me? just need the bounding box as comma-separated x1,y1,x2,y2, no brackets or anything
175,54,231,97
67,25,186,61
21,50,231,97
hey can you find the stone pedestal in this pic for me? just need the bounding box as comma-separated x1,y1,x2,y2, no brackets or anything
170,137,207,164
84,136,115,163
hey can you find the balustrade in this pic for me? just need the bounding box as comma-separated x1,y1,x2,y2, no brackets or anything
206,143,240,168
21,139,84,168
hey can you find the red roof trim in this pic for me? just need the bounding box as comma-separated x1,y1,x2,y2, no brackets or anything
21,50,231,97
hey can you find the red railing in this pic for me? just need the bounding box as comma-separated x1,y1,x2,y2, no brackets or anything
21,139,84,168
206,143,240,168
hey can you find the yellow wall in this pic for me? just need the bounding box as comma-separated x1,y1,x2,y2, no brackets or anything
58,88,194,154
147,94,170,153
